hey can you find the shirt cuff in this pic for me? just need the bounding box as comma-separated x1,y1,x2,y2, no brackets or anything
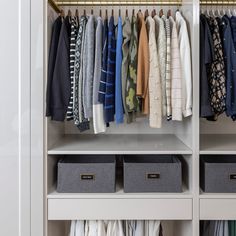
183,108,192,117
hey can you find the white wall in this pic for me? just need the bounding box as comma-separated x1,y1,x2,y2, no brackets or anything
0,0,31,235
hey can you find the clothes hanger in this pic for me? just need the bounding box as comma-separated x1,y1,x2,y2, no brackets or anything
60,8,65,19
176,0,181,12
83,0,86,16
227,0,232,17
152,9,156,17
220,1,225,15
144,0,149,19
151,0,156,18
206,1,211,17
91,0,94,15
215,0,221,17
125,0,129,18
167,0,172,18
67,0,72,23
118,0,121,17
99,0,102,17
75,0,79,25
158,0,163,17
209,0,216,17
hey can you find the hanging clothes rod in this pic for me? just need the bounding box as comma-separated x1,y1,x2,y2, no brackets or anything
200,0,236,5
55,0,182,6
49,0,61,13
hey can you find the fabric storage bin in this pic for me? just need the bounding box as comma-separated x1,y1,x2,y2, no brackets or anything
57,155,116,193
123,155,182,193
201,155,236,193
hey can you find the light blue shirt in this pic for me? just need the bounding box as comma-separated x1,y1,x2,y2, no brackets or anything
115,16,124,124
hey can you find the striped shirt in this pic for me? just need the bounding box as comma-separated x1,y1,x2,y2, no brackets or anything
66,17,78,120
169,16,182,121
98,18,108,104
163,15,172,121
104,16,116,123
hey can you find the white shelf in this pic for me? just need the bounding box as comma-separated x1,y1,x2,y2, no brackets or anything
48,134,192,155
200,134,236,155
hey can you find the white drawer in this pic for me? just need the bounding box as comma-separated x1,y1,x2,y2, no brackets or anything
200,199,236,220
48,198,192,220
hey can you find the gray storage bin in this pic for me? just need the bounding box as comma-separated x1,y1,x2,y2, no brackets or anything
57,155,116,193
201,155,236,193
123,155,182,193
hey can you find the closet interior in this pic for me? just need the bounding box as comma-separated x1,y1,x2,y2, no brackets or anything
44,0,236,235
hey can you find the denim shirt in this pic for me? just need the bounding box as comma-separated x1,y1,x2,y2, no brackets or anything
220,16,236,119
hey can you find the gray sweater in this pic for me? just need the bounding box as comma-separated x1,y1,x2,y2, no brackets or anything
84,15,95,119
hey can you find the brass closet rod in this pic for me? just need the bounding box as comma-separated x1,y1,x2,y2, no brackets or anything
49,0,182,10
48,0,236,13
200,0,236,5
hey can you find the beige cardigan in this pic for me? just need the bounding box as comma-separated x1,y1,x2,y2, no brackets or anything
146,16,162,128
136,11,150,115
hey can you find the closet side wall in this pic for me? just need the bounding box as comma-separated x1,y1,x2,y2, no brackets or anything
31,0,45,235
0,0,32,236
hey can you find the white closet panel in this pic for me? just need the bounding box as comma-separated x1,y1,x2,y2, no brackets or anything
200,199,236,220
48,198,192,220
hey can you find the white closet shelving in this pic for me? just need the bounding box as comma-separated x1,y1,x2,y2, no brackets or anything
30,0,236,235
44,1,196,235
199,115,236,221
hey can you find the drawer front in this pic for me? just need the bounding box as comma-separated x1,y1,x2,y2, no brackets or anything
48,198,192,220
200,199,236,220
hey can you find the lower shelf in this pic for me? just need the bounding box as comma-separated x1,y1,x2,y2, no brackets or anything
200,198,236,220
47,198,192,220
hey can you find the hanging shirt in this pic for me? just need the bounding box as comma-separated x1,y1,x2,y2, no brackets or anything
154,15,167,117
200,14,215,118
148,220,161,236
163,15,172,121
176,11,192,118
74,15,90,131
69,220,76,236
229,221,236,236
219,16,236,120
207,16,226,118
46,16,62,118
169,16,182,121
115,16,124,124
48,16,71,121
84,15,95,119
104,16,116,123
93,17,106,134
122,17,132,122
137,11,149,115
201,221,217,236
66,17,78,121
231,16,236,49
75,220,85,236
125,220,136,236
134,220,145,236
127,15,139,122
97,220,106,236
98,18,108,105
146,16,162,128
107,221,126,236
